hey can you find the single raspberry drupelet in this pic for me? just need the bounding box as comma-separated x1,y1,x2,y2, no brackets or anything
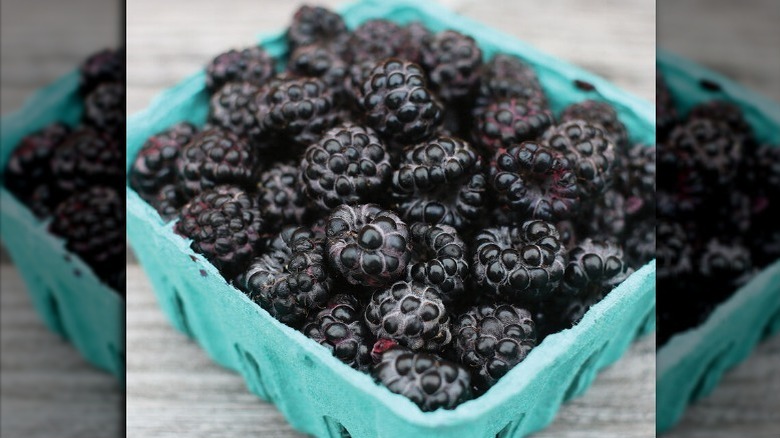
453,303,536,391
83,82,125,137
79,48,125,95
357,59,443,144
4,123,71,215
419,30,483,102
373,347,472,411
208,82,263,142
288,44,349,96
51,128,122,195
205,46,276,94
616,144,656,220
260,77,342,147
474,54,547,115
175,185,264,278
237,226,333,327
407,222,469,305
689,100,754,146
257,162,310,228
286,6,349,53
560,100,629,149
490,141,580,222
303,294,373,371
365,281,452,351
561,238,634,298
666,118,743,188
326,204,411,287
391,136,486,230
49,186,125,288
300,123,392,211
656,70,678,140
130,122,198,200
348,20,414,64
542,121,617,198
471,221,566,303
472,98,555,154
176,129,256,197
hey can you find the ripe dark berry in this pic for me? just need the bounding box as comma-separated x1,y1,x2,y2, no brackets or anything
666,118,742,189
130,122,198,200
616,144,656,220
698,238,752,291
260,77,342,147
623,219,655,270
473,98,554,154
357,59,443,144
471,221,566,303
561,238,634,298
419,30,483,102
474,54,547,115
286,6,349,53
656,220,694,281
407,222,469,305
365,281,452,351
453,303,536,390
257,162,310,228
49,186,125,290
326,204,411,287
348,20,414,64
303,294,373,371
391,136,486,230
490,141,580,222
79,48,125,96
4,122,71,216
560,100,629,149
237,226,333,327
373,347,472,411
689,100,754,146
288,44,349,96
300,123,392,211
205,46,276,93
175,186,264,278
578,189,627,238
176,129,256,197
542,120,617,198
152,184,184,221
208,82,263,142
51,128,122,196
83,82,125,137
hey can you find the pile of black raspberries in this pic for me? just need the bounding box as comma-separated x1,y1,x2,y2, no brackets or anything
656,72,780,347
3,48,126,295
130,6,655,410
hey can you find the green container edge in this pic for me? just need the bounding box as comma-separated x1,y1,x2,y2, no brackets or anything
0,70,126,382
656,50,780,434
126,1,656,437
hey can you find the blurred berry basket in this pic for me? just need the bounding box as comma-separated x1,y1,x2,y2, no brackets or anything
127,0,655,436
656,50,780,434
0,71,125,379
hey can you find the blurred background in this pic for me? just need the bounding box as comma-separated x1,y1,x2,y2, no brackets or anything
125,1,655,437
657,0,780,437
1,0,123,437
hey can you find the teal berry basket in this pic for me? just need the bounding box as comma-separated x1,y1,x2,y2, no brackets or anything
0,70,125,380
656,51,780,434
126,1,656,437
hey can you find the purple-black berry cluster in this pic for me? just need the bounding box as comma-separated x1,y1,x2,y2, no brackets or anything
129,7,656,410
3,48,126,294
656,72,779,346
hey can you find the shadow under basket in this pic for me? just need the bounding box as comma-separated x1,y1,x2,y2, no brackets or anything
656,50,780,434
126,1,656,436
0,70,125,381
